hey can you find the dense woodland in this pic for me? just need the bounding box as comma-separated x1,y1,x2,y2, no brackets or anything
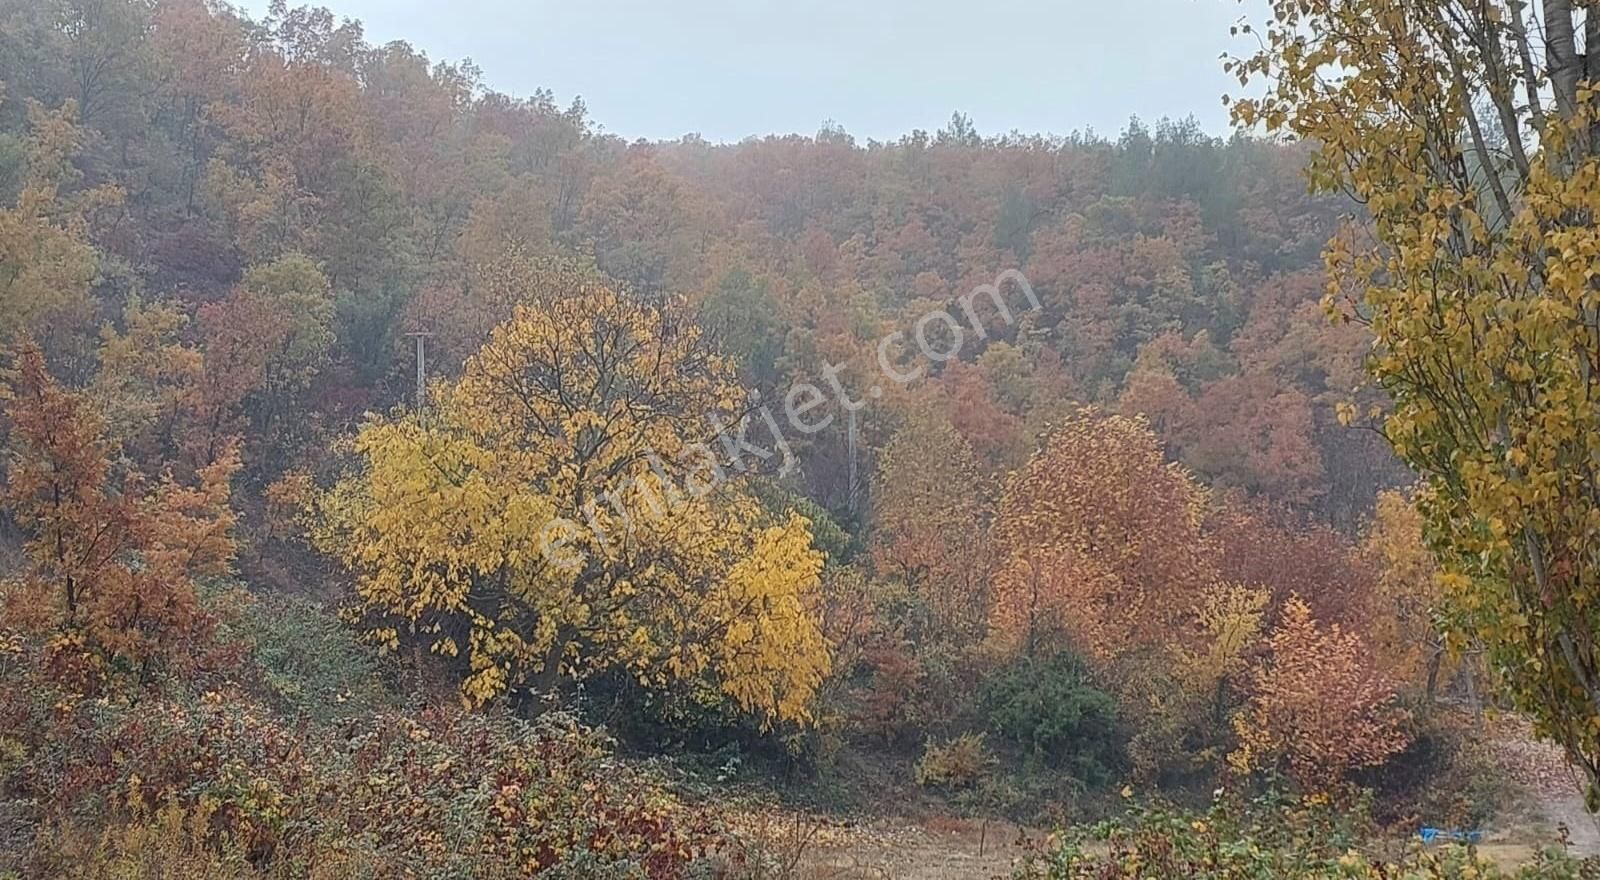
1,0,1596,878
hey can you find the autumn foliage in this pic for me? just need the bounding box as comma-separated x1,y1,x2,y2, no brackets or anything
3,346,238,688
0,0,1527,871
990,407,1214,660
871,410,993,643
314,281,830,722
1230,598,1410,791
988,408,1415,785
1233,0,1600,792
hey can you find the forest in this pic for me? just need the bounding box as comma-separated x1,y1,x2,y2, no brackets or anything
3,0,1600,878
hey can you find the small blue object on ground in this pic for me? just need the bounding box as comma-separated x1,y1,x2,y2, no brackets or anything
1418,827,1484,845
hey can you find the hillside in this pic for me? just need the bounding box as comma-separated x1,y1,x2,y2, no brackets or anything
0,1,1589,878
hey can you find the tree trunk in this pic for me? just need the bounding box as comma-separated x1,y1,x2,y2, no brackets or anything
527,634,572,713
1509,0,1550,134
1545,0,1582,119
1588,6,1600,84
1587,7,1600,147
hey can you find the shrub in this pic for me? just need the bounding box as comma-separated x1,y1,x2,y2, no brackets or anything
855,640,930,746
40,803,267,879
980,650,1124,785
3,672,728,878
915,733,994,790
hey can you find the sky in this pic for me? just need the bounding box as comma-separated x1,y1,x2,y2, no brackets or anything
238,0,1267,144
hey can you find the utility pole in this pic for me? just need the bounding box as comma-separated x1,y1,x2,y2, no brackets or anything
846,405,858,514
405,331,433,413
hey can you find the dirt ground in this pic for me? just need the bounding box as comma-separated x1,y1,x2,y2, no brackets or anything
1476,715,1600,867
796,816,1034,880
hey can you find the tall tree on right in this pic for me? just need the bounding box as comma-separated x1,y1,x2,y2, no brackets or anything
1232,0,1600,798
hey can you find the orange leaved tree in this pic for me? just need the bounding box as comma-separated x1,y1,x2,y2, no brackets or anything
1231,598,1410,792
3,346,238,688
990,407,1216,660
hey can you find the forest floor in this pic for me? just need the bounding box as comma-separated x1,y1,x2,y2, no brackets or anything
717,743,1054,879
729,811,1031,880
1476,715,1600,867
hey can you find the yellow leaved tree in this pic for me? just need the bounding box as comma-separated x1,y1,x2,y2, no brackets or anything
871,408,994,645
1358,489,1452,698
1234,0,1600,795
0,99,104,350
314,280,830,724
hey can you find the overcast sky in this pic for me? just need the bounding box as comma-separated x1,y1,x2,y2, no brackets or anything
239,0,1266,143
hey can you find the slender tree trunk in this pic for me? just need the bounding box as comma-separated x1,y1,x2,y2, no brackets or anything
1587,8,1600,147
1509,0,1550,133
1587,6,1600,76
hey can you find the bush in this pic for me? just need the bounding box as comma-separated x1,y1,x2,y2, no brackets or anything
854,640,931,746
581,667,806,771
915,733,994,791
39,803,276,879
980,650,1124,785
1,661,729,879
